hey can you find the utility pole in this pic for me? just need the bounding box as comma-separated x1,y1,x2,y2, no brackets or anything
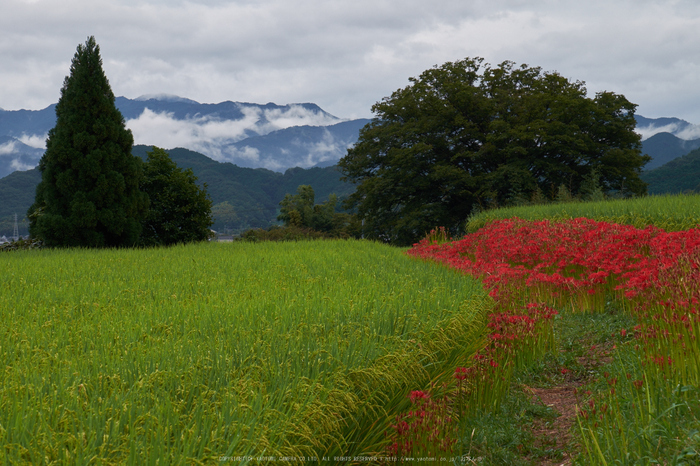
13,213,19,241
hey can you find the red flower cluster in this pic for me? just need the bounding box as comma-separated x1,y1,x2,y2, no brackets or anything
386,390,457,457
408,218,700,306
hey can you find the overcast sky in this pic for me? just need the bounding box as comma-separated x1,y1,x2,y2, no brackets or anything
2,0,700,123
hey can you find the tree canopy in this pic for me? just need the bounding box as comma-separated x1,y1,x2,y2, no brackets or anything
139,147,213,246
338,57,651,245
28,36,148,247
276,184,360,237
278,185,338,232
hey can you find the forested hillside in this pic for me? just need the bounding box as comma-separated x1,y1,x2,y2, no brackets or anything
640,146,700,194
4,141,699,238
640,132,700,170
0,145,353,237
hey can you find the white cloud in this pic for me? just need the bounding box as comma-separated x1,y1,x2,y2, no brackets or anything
305,130,343,164
17,133,47,149
675,125,700,141
0,141,17,155
221,146,261,163
281,129,351,169
261,158,285,172
125,107,261,151
636,122,700,141
262,105,339,129
9,158,35,172
125,104,342,160
636,123,682,140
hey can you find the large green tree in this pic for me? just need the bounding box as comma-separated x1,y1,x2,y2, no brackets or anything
140,147,213,246
28,36,147,247
339,57,651,245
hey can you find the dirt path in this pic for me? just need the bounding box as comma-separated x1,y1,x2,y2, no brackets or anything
522,341,616,465
523,383,582,465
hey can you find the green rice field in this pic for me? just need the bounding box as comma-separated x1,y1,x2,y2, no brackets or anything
465,193,700,233
0,240,491,464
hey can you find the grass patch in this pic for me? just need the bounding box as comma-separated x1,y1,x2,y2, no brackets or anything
455,302,638,465
457,386,560,465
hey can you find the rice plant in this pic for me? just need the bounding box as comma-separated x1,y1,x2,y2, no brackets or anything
0,240,490,463
465,193,700,233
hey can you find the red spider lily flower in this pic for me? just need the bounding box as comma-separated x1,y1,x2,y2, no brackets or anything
454,367,468,381
409,390,429,404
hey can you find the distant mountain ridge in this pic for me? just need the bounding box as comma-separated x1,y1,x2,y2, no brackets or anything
0,95,371,175
1,98,697,180
1,99,699,232
634,115,700,170
640,132,700,170
635,115,700,141
0,95,341,139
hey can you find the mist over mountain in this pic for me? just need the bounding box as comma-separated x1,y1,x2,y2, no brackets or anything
0,95,370,176
0,136,44,178
635,115,700,141
222,119,369,171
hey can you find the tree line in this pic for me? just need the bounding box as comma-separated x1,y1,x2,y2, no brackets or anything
28,39,650,248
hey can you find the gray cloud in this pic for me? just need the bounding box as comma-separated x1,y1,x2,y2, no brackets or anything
2,0,700,123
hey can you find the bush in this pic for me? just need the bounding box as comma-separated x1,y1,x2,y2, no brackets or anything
0,238,44,252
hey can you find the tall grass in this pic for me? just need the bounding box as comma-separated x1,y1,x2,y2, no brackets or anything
465,193,700,233
0,240,490,463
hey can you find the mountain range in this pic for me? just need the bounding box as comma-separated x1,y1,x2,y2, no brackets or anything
2,95,699,179
0,95,371,178
636,115,700,170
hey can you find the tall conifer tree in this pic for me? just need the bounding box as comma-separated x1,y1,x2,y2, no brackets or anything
28,36,147,247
